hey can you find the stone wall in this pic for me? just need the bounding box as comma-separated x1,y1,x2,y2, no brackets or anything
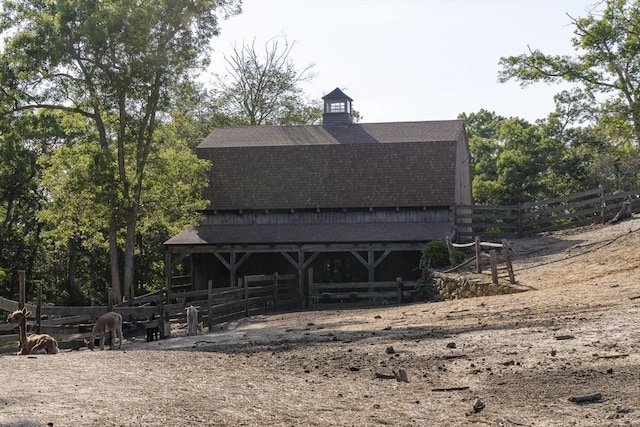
432,271,528,300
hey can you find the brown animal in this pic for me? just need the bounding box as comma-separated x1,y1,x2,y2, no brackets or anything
6,308,59,355
85,312,123,350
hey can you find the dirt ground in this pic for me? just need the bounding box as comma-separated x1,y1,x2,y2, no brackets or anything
2,216,640,427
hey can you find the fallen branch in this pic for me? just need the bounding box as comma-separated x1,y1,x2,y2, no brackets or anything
595,353,629,360
193,341,217,346
554,335,575,341
432,386,470,392
569,393,602,403
374,373,396,380
440,354,468,360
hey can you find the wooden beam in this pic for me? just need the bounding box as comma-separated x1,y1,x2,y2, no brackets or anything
167,242,425,254
351,250,368,267
212,252,231,270
373,250,392,268
281,252,298,268
164,252,172,297
236,252,252,268
302,252,321,269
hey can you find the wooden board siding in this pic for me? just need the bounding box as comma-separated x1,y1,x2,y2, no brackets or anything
200,207,451,226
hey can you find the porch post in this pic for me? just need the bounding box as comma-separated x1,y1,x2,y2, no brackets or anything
230,252,237,286
367,249,375,282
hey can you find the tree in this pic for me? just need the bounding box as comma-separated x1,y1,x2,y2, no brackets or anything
216,36,322,125
0,111,41,298
498,0,640,179
0,0,241,303
461,109,592,205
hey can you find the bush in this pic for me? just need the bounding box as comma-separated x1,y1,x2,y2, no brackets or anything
421,240,461,268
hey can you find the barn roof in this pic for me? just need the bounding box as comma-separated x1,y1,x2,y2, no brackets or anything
164,221,452,246
198,120,464,148
197,120,466,211
322,87,353,101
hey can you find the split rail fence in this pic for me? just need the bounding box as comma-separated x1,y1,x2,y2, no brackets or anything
445,237,516,285
455,186,640,241
0,272,300,351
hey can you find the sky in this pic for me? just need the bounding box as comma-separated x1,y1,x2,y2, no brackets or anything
205,0,604,124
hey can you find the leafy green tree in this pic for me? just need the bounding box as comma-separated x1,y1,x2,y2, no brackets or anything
0,107,76,300
0,0,240,303
459,110,506,204
461,110,590,205
216,36,322,125
0,114,40,297
498,0,640,189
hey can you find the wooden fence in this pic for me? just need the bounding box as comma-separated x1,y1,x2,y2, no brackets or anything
308,271,416,308
0,272,299,351
455,186,640,241
445,238,516,285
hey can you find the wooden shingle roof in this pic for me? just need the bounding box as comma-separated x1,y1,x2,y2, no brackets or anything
196,120,465,211
165,221,452,246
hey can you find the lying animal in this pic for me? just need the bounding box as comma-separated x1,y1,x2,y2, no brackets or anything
6,308,59,355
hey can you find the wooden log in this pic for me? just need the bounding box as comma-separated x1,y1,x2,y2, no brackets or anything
374,372,396,380
432,386,470,392
569,393,602,403
554,335,575,340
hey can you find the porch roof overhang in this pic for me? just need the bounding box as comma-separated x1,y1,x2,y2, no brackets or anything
164,221,452,253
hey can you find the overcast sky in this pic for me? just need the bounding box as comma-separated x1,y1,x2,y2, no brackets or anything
206,0,603,124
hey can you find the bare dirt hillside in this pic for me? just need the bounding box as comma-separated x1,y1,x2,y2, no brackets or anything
2,216,640,427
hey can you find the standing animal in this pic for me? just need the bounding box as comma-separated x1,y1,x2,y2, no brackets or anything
85,312,123,350
186,305,199,336
6,308,59,355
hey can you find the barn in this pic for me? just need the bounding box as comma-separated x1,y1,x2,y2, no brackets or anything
164,88,472,306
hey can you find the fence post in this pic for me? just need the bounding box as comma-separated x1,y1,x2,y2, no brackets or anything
107,287,113,313
489,250,499,285
18,270,25,310
244,276,249,317
501,239,516,285
599,184,606,223
307,268,314,308
36,284,42,334
159,289,166,339
446,237,456,266
273,272,279,312
475,236,482,273
517,203,523,238
396,277,404,304
208,279,213,330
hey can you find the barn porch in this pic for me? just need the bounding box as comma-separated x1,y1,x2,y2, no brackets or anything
164,218,452,308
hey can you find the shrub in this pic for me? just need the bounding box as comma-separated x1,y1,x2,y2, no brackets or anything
422,240,449,267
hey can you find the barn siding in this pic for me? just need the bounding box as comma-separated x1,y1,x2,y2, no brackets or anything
201,207,451,226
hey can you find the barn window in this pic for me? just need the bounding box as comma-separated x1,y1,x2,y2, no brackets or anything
327,101,348,113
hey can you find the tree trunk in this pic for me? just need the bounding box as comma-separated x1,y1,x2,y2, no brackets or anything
123,206,137,304
109,219,122,304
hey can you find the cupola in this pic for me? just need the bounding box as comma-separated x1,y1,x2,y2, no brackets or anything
322,87,353,127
